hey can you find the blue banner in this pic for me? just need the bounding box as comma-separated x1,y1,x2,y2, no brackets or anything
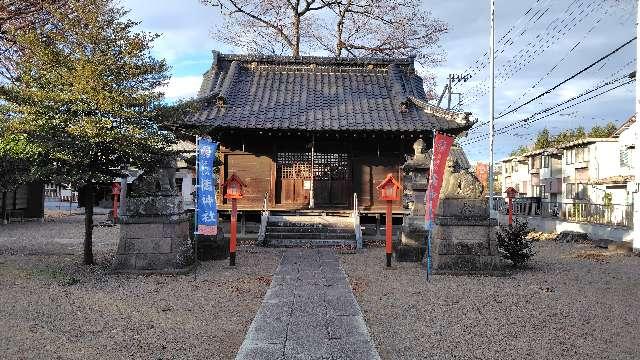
196,138,219,235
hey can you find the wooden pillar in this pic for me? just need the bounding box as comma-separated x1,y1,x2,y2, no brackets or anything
310,134,315,209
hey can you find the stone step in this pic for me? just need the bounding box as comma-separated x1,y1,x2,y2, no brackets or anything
267,226,354,234
267,238,355,248
266,232,354,240
268,215,353,224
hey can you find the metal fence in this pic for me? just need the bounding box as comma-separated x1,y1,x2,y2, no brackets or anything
501,197,633,228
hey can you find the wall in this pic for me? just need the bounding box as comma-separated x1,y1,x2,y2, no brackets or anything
589,142,620,180
499,214,632,242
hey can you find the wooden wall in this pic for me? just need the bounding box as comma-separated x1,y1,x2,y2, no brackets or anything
216,133,428,213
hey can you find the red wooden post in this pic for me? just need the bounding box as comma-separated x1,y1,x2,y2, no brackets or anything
385,200,392,267
377,174,401,268
111,182,121,223
505,187,518,226
224,173,246,267
230,198,237,266
508,197,513,225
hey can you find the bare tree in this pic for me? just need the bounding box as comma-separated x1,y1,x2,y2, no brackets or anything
201,0,338,57
202,0,447,66
312,0,447,66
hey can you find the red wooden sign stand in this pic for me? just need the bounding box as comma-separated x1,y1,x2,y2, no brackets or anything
377,174,401,267
505,187,518,225
224,174,246,266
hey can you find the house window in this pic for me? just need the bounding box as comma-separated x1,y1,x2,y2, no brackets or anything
620,148,630,168
531,156,541,170
542,155,549,169
575,147,588,163
565,149,575,165
566,183,587,200
532,185,546,198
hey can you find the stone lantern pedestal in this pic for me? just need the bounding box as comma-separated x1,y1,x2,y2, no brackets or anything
397,139,429,262
113,195,194,273
429,198,502,272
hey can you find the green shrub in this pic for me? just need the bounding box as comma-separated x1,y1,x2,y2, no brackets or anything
496,220,535,267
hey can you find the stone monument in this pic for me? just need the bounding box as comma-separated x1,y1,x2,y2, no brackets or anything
428,158,502,272
396,139,430,262
113,158,195,273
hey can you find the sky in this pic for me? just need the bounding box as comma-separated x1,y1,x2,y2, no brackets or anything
122,0,637,162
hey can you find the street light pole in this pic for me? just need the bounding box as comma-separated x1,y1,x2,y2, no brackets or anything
633,1,640,253
488,0,496,219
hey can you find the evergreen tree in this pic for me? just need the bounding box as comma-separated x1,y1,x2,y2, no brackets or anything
0,0,174,265
534,128,552,150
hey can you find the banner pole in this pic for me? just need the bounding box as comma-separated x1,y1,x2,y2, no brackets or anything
194,136,200,280
425,131,436,282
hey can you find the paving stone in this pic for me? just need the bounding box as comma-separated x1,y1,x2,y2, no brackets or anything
236,343,285,360
236,248,379,360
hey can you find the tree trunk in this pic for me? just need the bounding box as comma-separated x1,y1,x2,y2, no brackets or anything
83,183,94,265
292,14,301,57
1,190,7,224
335,0,351,57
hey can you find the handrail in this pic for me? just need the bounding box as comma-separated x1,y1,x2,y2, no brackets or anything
257,192,269,246
353,192,363,249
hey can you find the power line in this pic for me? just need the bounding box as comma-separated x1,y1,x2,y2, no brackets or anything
459,79,635,146
468,57,636,132
493,36,636,120
461,0,599,105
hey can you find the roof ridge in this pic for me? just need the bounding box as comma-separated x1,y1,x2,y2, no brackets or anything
215,52,415,66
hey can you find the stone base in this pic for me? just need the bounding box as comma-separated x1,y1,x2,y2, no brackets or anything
397,215,428,262
196,229,228,261
421,199,504,272
395,244,426,262
426,221,503,272
114,212,194,274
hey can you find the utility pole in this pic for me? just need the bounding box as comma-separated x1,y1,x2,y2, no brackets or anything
633,0,639,253
488,0,496,219
437,73,470,109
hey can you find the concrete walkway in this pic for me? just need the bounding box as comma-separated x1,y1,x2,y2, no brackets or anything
236,248,380,360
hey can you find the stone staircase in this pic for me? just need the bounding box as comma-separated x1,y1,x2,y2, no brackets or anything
265,213,356,248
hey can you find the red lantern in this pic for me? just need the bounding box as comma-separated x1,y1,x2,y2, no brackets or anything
224,173,246,199
376,174,401,201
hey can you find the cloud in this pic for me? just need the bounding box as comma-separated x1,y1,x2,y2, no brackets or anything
159,76,203,100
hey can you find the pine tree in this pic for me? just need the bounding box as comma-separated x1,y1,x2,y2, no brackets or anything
0,0,174,265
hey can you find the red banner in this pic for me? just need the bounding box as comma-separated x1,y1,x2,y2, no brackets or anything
425,132,455,228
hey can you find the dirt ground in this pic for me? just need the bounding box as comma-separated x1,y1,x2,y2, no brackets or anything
0,216,282,360
339,243,640,360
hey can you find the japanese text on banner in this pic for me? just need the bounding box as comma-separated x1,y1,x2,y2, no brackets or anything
197,139,219,235
425,132,455,229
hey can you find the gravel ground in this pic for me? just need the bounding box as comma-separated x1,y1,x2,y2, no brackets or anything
339,242,640,360
0,216,283,359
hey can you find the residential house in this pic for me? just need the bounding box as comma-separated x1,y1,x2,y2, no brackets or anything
500,154,530,196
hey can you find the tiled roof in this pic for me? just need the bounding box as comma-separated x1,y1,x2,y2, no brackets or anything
180,52,473,133
556,137,617,149
612,114,636,137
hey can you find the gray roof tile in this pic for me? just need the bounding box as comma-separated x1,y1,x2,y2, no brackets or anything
181,53,473,133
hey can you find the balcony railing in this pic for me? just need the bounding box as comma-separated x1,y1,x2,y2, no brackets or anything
502,198,633,228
